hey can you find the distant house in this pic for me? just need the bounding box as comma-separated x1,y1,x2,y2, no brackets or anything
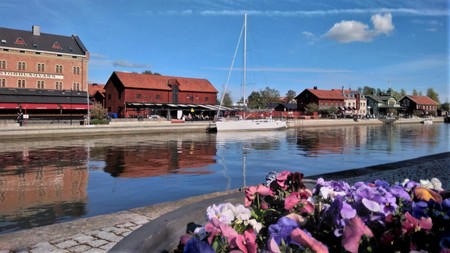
399,95,439,116
104,71,219,118
274,103,297,112
295,87,345,113
329,88,367,116
88,83,105,107
365,94,401,116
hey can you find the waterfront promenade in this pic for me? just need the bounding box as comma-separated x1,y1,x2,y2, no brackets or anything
0,117,442,140
0,152,448,253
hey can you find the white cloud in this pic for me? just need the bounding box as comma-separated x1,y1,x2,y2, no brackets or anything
112,60,152,69
371,13,394,34
324,13,394,43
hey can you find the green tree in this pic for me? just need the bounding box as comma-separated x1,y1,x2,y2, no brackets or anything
89,103,109,124
221,92,233,107
426,87,440,103
412,89,419,96
286,90,297,103
361,86,376,96
306,103,319,115
142,70,161,75
247,91,264,109
440,102,449,111
260,86,281,104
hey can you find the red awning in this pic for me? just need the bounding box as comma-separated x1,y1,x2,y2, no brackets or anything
59,104,89,110
20,103,61,110
0,103,20,109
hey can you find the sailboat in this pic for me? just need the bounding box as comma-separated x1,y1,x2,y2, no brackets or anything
215,14,287,132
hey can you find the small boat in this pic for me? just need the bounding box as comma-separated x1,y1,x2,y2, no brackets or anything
421,118,433,125
215,13,286,132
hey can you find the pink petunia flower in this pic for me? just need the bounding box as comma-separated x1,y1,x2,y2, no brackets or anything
342,216,374,253
276,170,291,190
291,228,329,253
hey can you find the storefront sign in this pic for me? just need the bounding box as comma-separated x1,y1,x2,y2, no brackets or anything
0,71,64,79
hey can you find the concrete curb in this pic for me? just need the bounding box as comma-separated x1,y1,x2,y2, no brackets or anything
109,152,449,253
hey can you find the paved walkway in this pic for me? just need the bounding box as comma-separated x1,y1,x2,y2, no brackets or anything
0,191,238,253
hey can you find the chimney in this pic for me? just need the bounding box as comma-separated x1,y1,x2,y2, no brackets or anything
32,26,40,36
313,86,317,90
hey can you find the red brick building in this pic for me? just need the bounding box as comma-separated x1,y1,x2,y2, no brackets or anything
0,26,89,119
104,71,219,119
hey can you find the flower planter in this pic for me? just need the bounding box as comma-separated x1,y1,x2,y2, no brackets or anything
110,191,244,253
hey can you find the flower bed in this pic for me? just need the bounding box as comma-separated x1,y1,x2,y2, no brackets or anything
176,170,450,252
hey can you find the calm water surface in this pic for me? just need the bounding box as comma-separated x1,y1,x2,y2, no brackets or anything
0,123,449,233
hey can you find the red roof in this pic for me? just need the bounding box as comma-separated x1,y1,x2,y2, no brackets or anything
88,83,105,96
112,71,218,93
407,96,438,105
307,89,345,99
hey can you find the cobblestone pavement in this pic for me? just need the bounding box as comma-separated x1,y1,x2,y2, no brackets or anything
0,191,238,253
0,214,149,253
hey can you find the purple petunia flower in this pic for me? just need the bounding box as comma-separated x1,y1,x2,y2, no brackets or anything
268,216,300,246
183,237,215,253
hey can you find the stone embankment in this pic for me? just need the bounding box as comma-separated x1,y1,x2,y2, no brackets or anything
0,117,443,140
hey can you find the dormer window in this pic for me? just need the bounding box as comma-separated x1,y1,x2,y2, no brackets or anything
52,41,62,49
14,37,26,45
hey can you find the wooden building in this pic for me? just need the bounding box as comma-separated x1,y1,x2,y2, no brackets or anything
104,71,219,119
399,95,439,116
295,87,345,113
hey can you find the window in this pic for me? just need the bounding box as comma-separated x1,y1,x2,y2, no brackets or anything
73,82,80,91
52,41,62,50
0,60,5,69
56,64,63,73
1,79,5,87
14,37,26,45
118,92,122,99
37,80,45,89
108,94,111,100
136,94,141,99
37,63,45,72
17,61,26,70
73,66,80,74
155,94,160,100
18,79,25,88
55,81,63,90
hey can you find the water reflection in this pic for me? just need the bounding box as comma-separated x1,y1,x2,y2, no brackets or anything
0,147,88,233
102,136,217,178
0,124,448,234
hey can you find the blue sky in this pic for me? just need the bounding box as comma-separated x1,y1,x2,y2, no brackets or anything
1,0,448,102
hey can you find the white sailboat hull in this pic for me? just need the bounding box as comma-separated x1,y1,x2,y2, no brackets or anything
215,119,287,132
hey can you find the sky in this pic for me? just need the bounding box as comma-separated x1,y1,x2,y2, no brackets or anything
1,0,449,103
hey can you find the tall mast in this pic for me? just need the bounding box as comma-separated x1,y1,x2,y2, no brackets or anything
243,13,247,108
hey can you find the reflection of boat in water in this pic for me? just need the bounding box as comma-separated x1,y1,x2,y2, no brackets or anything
215,13,286,132
421,118,433,125
215,130,286,143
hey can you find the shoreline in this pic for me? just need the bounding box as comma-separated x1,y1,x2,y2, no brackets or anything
0,152,448,252
0,117,444,140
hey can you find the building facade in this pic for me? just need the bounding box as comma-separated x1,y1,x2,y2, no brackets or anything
0,26,89,119
0,26,89,91
104,71,219,119
296,87,345,113
399,95,438,116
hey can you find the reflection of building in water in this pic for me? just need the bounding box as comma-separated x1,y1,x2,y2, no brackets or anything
297,126,368,156
0,147,88,220
103,139,216,178
102,140,216,178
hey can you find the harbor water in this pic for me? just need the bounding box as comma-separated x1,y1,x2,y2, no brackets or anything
0,123,449,234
